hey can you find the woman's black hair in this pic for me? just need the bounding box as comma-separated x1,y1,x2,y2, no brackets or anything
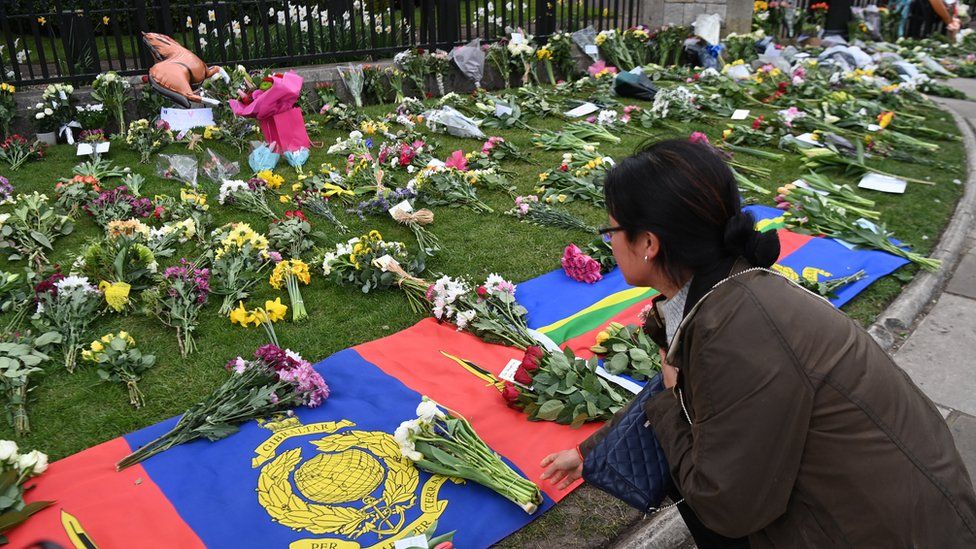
603,139,780,286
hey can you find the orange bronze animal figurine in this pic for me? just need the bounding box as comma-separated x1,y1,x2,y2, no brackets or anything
142,32,222,108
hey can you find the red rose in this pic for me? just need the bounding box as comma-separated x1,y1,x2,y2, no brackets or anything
152,205,165,218
524,345,544,360
476,286,488,298
520,353,540,374
501,382,521,407
514,365,534,385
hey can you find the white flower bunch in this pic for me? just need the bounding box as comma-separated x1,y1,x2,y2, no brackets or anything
55,275,99,295
483,273,517,298
650,86,701,119
596,109,618,126
428,275,469,320
0,441,48,475
218,179,250,204
326,130,367,155
42,83,74,102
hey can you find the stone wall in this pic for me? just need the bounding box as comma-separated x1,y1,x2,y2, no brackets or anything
638,0,753,35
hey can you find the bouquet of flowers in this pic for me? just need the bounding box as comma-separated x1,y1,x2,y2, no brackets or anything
207,222,276,314
385,67,407,103
81,331,156,408
596,29,637,71
426,274,536,349
798,146,933,186
145,259,210,357
218,178,278,220
530,130,595,151
774,173,878,219
54,175,102,216
591,322,662,380
0,135,46,171
428,50,451,96
395,48,431,97
784,193,940,271
152,189,214,243
546,31,577,80
321,231,427,308
268,211,314,258
339,65,366,107
91,71,131,137
229,298,288,339
507,195,596,233
269,258,311,322
32,274,102,372
0,331,60,435
396,398,542,513
410,165,494,213
653,25,690,67
75,104,107,132
83,185,153,228
126,119,174,163
0,192,74,269
536,45,557,85
0,440,52,539
486,41,512,88
561,243,604,283
624,26,653,67
796,269,867,299
117,344,329,470
500,345,630,426
506,31,537,86
644,86,703,123
0,82,14,138
481,136,531,164
292,175,348,232
77,228,158,313
535,150,613,205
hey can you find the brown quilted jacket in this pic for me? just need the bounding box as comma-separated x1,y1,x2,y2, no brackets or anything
582,265,976,547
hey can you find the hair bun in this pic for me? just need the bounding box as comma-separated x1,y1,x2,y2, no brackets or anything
723,211,780,268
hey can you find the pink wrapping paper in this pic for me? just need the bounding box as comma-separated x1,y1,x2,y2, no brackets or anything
229,71,311,152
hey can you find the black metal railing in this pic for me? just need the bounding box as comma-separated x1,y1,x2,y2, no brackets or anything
0,0,642,86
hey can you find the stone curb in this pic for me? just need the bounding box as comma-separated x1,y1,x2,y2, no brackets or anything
611,507,691,548
867,98,976,351
609,97,976,549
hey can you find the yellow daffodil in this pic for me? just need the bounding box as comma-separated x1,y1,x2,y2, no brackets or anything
265,298,288,322
229,301,257,327
99,280,131,312
90,341,104,353
723,128,734,140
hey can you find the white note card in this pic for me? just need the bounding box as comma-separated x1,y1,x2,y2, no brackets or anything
389,200,414,217
374,254,396,271
564,102,599,118
511,32,524,44
858,173,907,194
867,123,882,132
160,107,215,131
394,535,429,549
584,44,599,55
499,359,522,383
494,102,514,117
731,109,751,120
76,142,110,156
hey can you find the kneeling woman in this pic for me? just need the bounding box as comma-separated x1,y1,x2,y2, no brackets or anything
540,139,976,547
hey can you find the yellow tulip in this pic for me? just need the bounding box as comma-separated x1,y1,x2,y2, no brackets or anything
595,331,610,345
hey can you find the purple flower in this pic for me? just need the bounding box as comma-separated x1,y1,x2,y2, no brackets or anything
0,176,13,201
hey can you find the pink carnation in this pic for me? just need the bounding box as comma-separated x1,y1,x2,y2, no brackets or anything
689,131,711,146
587,60,618,77
561,244,603,284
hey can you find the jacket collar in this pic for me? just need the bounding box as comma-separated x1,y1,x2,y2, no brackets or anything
682,257,752,317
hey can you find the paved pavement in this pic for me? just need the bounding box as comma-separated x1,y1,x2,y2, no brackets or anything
894,79,976,486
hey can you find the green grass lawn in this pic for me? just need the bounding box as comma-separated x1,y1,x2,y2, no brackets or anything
0,87,965,466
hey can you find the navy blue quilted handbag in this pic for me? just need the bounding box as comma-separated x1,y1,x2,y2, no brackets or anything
582,373,673,512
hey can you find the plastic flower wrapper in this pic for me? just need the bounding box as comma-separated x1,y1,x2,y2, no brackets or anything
201,148,240,184
422,106,485,139
0,330,61,435
248,141,280,173
339,65,365,108
81,332,156,408
117,344,329,470
269,258,311,322
283,147,310,174
32,274,102,372
449,39,486,88
507,195,596,233
396,397,542,514
156,154,198,187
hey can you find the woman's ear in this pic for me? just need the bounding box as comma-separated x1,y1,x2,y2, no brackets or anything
642,231,661,263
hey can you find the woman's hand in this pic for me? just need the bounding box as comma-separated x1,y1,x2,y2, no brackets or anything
540,449,583,490
660,349,679,389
